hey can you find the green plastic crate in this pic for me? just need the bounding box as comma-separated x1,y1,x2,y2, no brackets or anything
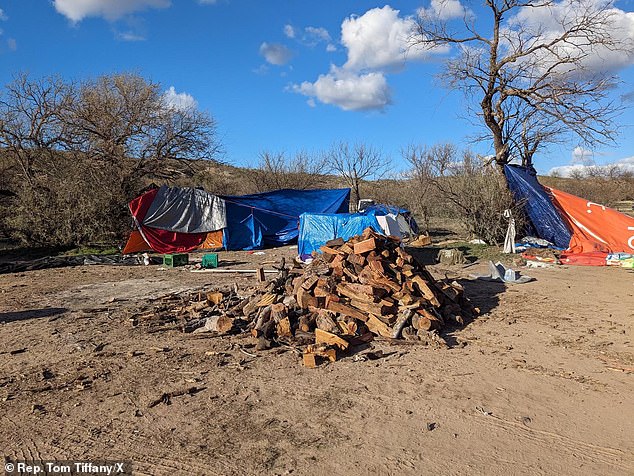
201,253,218,268
163,253,189,267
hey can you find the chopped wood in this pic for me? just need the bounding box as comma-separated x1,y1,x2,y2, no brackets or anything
256,267,266,282
336,318,358,335
336,283,376,303
313,286,330,298
206,292,224,306
128,226,476,367
339,243,354,255
365,314,393,338
315,311,339,333
301,275,320,291
193,315,233,334
314,328,349,350
411,276,441,307
392,309,413,339
257,293,277,307
353,237,376,254
325,237,345,247
320,245,344,255
296,287,317,309
303,352,317,368
270,303,287,321
276,317,292,337
326,300,368,322
346,253,366,266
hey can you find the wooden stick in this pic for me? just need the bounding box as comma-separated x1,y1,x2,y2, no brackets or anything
190,269,278,274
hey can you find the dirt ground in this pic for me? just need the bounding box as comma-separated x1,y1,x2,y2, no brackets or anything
0,247,632,476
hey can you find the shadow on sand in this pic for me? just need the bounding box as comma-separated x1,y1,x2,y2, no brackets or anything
441,278,507,347
0,307,68,324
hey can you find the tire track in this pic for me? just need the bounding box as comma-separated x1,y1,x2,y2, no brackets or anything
475,413,632,471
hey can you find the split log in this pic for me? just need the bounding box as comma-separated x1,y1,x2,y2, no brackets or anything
391,310,413,339
194,316,233,334
326,300,368,322
298,314,315,333
411,276,441,307
314,328,349,350
365,314,393,338
206,292,224,306
353,237,376,254
315,311,339,333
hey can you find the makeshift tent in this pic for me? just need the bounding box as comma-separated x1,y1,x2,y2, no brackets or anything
504,165,634,265
298,212,383,257
504,165,572,249
123,186,226,254
221,189,350,250
297,205,419,258
549,187,634,262
362,204,419,238
123,186,350,254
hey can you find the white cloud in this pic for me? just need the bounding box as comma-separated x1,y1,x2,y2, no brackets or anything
252,64,269,75
326,43,337,52
291,6,444,111
305,26,331,43
284,24,295,38
53,0,170,22
163,86,197,111
198,0,218,4
571,146,594,165
115,31,145,41
341,6,441,72
259,42,292,65
6,38,16,51
292,67,391,111
507,0,634,74
0,9,7,21
549,156,634,177
418,0,467,21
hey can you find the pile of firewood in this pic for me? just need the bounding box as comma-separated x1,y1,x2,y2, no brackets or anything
128,228,478,367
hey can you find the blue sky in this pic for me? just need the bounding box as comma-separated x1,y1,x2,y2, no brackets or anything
1,0,634,176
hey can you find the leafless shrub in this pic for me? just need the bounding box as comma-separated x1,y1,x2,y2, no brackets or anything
543,166,634,206
405,143,525,245
249,150,328,192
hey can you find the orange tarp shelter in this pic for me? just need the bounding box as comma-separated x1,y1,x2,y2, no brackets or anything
548,187,634,255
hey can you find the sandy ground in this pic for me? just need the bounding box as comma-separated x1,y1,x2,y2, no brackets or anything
0,247,632,476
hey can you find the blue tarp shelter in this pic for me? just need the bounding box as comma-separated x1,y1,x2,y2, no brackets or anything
504,165,572,249
221,188,350,250
298,210,384,257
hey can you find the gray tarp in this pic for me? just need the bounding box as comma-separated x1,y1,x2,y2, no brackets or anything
142,186,227,233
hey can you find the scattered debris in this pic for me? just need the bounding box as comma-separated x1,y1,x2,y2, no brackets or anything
438,249,466,265
473,261,534,284
147,386,206,408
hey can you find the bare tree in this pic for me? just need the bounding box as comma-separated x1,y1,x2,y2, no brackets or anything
326,142,390,211
250,150,327,192
0,72,223,246
413,0,626,168
64,73,221,188
0,73,73,184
